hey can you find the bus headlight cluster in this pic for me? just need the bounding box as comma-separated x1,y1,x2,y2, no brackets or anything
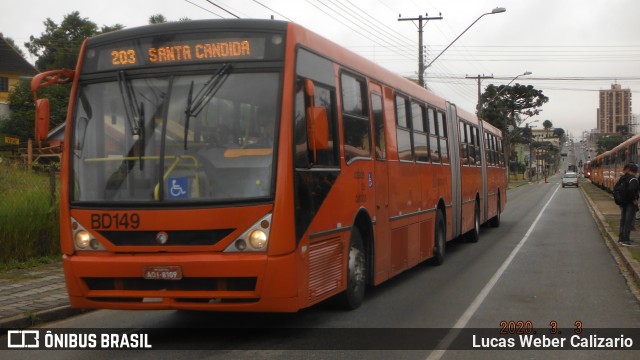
71,217,106,251
224,213,271,252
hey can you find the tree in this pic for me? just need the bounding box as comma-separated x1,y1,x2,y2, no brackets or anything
24,11,123,70
479,83,548,133
596,135,624,154
479,83,548,175
149,14,168,24
149,14,191,24
616,124,629,137
0,79,69,140
553,128,566,142
542,120,553,130
4,12,123,141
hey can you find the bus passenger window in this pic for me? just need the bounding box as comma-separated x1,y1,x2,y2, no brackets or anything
468,125,476,166
427,108,440,163
371,93,386,160
459,121,469,165
341,73,371,163
438,111,449,164
412,102,429,163
396,95,412,162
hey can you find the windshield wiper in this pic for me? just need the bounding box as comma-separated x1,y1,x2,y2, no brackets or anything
117,71,146,170
183,63,232,150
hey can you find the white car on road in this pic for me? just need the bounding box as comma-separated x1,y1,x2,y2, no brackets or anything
562,172,579,188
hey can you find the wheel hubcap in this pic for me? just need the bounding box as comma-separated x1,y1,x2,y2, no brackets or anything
349,246,365,290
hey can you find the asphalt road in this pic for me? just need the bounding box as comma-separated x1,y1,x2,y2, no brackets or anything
5,177,640,359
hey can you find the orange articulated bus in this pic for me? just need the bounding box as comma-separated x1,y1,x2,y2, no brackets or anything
583,161,591,179
32,19,506,312
591,134,640,192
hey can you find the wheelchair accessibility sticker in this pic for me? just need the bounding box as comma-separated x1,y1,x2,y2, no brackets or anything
168,177,189,199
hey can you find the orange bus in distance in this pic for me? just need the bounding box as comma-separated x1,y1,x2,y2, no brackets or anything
32,19,506,312
591,134,640,192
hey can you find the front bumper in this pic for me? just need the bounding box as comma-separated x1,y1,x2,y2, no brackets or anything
62,251,300,312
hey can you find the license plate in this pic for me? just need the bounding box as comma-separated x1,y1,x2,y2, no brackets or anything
143,266,183,280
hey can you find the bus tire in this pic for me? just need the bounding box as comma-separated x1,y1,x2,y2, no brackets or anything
466,202,480,243
432,209,446,266
489,197,501,228
337,227,366,310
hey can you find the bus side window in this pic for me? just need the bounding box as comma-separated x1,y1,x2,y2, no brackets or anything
459,120,469,165
412,102,428,163
371,93,386,160
468,124,477,166
395,95,412,162
341,73,371,163
437,110,449,164
427,108,440,163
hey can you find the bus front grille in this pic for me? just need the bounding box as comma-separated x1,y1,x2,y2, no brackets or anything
98,229,235,246
83,277,257,292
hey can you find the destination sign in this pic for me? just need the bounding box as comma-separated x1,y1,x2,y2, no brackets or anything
82,32,284,73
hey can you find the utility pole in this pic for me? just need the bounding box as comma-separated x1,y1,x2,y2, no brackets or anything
398,13,442,88
466,74,494,113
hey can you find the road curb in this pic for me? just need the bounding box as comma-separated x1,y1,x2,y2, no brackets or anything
0,306,89,330
580,183,640,303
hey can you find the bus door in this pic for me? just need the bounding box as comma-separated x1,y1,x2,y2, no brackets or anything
446,102,462,238
370,85,390,284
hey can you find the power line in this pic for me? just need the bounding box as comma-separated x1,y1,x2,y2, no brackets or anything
184,0,224,18
342,0,416,48
319,0,416,59
305,0,416,61
204,0,239,18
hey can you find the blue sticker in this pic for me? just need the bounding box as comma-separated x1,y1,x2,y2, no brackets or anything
368,172,373,189
168,177,189,199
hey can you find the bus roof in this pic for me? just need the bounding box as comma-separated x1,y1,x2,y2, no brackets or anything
87,19,289,46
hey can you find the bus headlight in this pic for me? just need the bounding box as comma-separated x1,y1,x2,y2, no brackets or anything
224,213,272,253
71,217,107,251
248,230,267,249
75,230,91,249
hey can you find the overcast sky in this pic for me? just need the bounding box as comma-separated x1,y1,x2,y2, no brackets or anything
2,0,639,139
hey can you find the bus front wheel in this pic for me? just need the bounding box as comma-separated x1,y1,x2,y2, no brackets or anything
337,227,366,310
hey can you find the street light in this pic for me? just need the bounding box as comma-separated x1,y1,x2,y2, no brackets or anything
424,7,506,75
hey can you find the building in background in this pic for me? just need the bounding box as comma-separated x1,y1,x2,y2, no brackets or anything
597,84,632,135
0,35,38,118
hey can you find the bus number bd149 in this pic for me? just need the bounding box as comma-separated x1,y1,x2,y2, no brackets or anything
91,213,141,230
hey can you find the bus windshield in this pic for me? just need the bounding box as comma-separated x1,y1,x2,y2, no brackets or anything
72,69,280,204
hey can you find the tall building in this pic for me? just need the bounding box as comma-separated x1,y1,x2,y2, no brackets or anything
597,84,632,134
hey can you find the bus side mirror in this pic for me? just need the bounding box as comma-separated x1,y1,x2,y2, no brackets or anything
35,98,51,144
31,69,74,150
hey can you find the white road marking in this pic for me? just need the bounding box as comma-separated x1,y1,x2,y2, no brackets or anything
426,185,560,360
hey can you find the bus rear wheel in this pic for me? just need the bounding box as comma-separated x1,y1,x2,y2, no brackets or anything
466,202,480,243
489,197,501,228
337,227,366,310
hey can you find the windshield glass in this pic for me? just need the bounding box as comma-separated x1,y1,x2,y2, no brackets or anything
72,70,280,204
564,173,577,178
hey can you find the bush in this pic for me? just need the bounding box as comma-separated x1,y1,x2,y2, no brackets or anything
0,160,60,263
